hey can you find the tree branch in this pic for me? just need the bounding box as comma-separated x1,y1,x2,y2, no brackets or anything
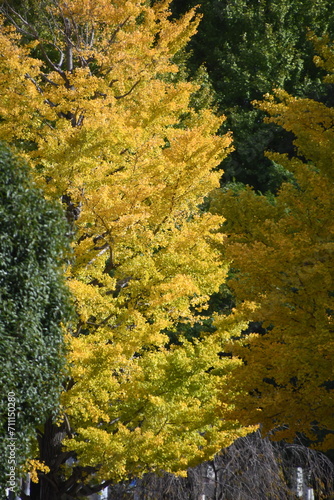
115,79,141,100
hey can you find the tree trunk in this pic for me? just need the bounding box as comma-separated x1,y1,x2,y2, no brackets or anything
29,417,67,500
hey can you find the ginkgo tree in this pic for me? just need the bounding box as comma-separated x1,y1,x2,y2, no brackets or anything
210,39,334,451
0,1,251,497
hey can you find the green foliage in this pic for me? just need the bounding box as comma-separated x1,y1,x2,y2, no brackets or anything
170,0,334,192
0,144,71,487
219,108,295,192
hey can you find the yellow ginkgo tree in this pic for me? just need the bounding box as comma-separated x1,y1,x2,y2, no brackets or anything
0,0,250,496
210,39,334,451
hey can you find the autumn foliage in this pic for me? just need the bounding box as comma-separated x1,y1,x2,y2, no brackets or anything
210,47,334,449
2,0,334,495
0,0,250,487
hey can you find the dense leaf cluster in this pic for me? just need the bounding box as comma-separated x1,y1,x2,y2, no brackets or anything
0,144,71,484
171,0,334,192
1,0,334,497
0,1,251,494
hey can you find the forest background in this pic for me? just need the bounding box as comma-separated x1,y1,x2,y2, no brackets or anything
0,0,334,498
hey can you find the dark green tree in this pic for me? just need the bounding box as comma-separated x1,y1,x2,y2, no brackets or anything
170,0,334,192
0,144,71,493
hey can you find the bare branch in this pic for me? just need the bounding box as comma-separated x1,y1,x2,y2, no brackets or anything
41,73,60,87
107,16,130,46
64,17,73,72
25,72,43,93
89,27,95,47
85,246,109,269
0,3,39,38
58,50,64,68
115,79,141,100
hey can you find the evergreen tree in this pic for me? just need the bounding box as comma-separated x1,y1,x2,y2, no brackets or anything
170,0,334,192
0,143,71,493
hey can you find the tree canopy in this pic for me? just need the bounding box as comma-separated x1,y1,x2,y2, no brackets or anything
170,0,334,192
0,0,251,495
2,1,334,497
210,60,334,450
